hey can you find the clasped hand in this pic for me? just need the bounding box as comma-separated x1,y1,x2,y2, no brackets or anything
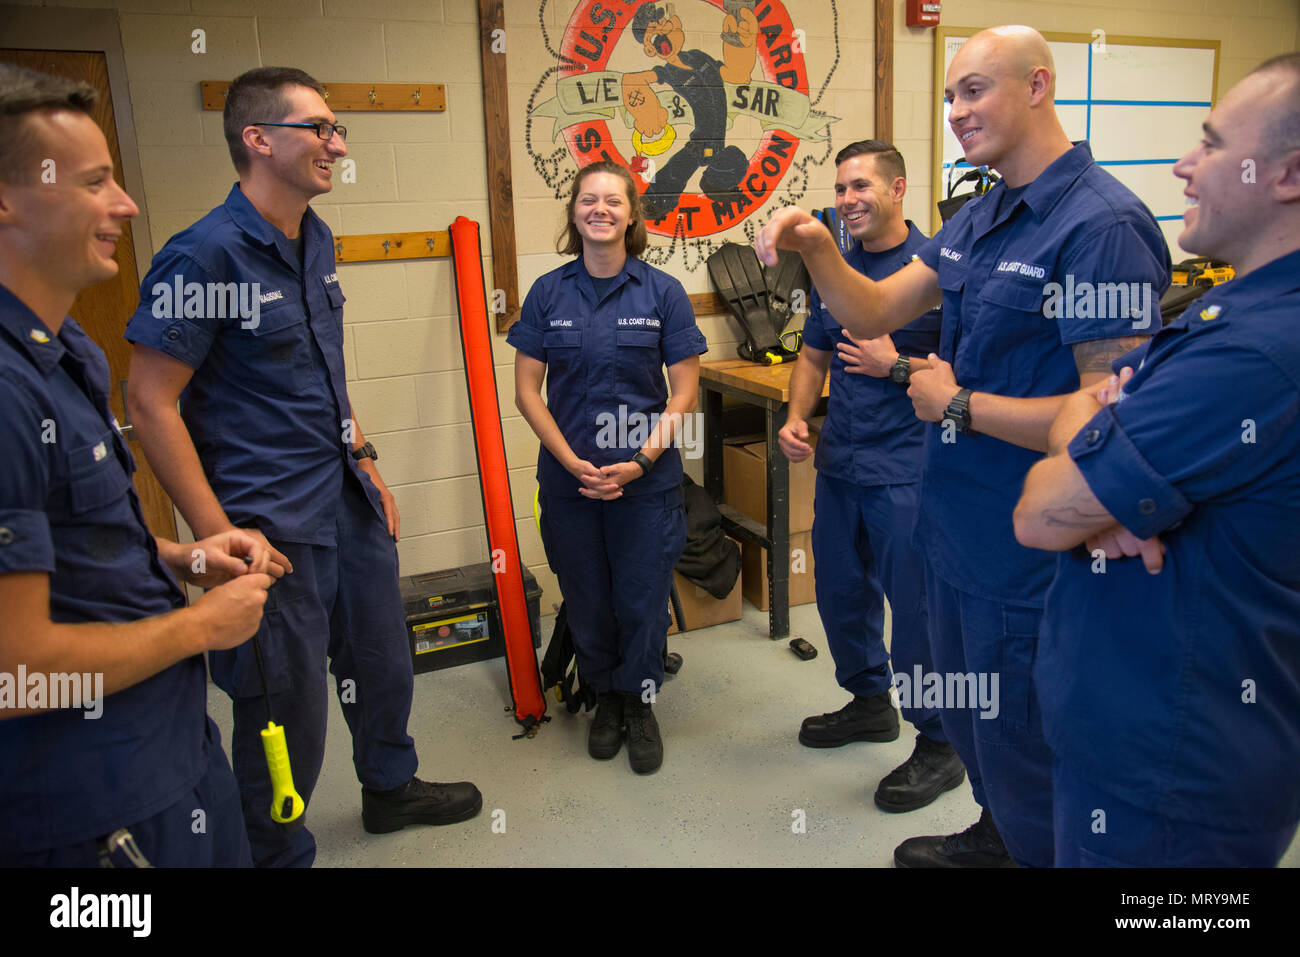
573,459,642,500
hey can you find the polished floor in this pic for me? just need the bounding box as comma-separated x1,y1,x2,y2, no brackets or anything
207,601,1300,868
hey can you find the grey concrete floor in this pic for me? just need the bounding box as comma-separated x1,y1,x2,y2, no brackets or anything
207,601,1300,868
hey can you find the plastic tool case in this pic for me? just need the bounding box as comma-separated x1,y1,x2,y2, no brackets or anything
400,562,542,674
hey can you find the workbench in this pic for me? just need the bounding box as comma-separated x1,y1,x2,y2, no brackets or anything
699,358,828,640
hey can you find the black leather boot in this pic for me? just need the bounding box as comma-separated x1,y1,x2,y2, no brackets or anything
874,733,967,812
588,692,625,760
361,778,483,834
624,693,663,774
892,807,1017,867
798,691,900,747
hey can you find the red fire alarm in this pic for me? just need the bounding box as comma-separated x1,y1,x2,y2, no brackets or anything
907,0,941,28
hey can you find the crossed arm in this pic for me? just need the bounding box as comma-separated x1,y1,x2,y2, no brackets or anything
1013,367,1166,572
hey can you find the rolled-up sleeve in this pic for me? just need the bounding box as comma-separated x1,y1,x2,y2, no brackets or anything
799,290,834,352
1069,335,1298,538
123,251,218,369
1068,405,1192,539
659,280,707,367
506,284,548,362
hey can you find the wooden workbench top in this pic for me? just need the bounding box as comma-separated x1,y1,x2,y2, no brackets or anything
700,357,830,403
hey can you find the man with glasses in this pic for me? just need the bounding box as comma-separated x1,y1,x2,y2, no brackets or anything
124,67,481,868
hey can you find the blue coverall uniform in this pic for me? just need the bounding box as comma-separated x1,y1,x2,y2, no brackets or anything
1039,248,1300,867
0,286,249,867
801,222,944,739
914,142,1171,866
125,185,418,868
507,256,707,696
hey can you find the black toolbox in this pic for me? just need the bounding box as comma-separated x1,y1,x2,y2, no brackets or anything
400,562,542,674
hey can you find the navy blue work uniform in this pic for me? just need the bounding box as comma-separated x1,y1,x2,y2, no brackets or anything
508,257,706,695
1039,249,1300,867
0,285,249,867
801,222,944,740
914,142,1171,866
125,185,418,868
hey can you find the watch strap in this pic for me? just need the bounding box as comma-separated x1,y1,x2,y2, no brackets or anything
943,388,974,433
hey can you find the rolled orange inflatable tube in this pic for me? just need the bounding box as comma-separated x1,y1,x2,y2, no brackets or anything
449,217,546,729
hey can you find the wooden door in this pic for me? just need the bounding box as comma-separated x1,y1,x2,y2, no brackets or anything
1,48,176,540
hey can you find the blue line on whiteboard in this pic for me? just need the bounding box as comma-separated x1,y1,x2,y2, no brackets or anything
1155,215,1185,221
1056,99,1211,107
1099,159,1179,165
942,158,1177,169
1085,44,1092,140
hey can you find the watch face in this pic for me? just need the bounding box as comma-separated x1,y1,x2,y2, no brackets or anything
891,366,908,383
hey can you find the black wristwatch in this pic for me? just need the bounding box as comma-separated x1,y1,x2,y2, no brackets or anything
942,388,974,433
351,441,378,461
889,354,912,384
632,452,654,475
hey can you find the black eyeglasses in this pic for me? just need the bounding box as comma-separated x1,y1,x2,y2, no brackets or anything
254,121,347,142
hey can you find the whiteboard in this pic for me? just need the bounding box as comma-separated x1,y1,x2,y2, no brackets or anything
932,29,1220,260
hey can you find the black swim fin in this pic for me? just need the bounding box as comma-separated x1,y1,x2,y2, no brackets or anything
707,243,781,360
813,206,854,256
764,248,810,337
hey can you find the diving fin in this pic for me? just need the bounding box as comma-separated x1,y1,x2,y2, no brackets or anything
764,248,810,337
707,243,781,358
813,207,853,257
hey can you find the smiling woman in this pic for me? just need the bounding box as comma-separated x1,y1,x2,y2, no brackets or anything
508,160,707,775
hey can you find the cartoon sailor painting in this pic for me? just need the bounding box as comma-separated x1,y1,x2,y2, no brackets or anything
621,1,758,220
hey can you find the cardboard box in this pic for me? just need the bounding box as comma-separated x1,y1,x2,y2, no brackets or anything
741,529,817,611
723,434,818,534
667,557,743,635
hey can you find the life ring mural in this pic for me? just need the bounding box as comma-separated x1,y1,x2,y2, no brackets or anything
527,0,841,257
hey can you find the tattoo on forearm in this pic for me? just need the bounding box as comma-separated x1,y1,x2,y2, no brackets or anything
1042,506,1111,528
1071,335,1149,375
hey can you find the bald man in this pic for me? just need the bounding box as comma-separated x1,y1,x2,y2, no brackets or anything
757,26,1171,867
1016,55,1300,866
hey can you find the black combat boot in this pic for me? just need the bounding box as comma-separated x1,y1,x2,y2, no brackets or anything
588,692,625,760
623,693,663,774
798,691,900,747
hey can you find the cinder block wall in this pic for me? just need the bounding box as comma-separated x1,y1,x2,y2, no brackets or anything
16,0,1293,611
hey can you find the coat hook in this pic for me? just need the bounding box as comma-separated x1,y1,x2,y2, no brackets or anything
335,239,342,258
412,87,421,104
382,239,391,254
368,86,377,105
